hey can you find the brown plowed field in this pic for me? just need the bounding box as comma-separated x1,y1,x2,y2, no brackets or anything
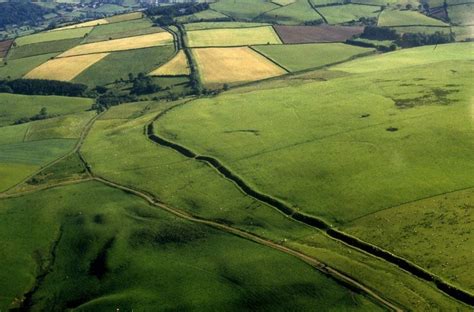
0,40,13,58
274,25,364,44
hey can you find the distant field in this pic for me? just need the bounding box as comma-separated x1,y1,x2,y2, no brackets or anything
149,50,190,76
390,25,451,35
74,45,175,86
253,43,374,71
53,18,108,31
192,47,287,85
176,9,230,23
309,0,345,6
84,18,163,43
8,38,82,60
184,21,270,30
15,27,93,46
260,0,323,24
274,25,364,43
0,93,92,127
0,39,13,58
448,4,474,25
210,0,279,20
59,32,173,57
186,26,282,47
452,25,474,41
24,112,95,141
105,11,144,23
24,53,109,81
378,9,448,26
317,4,381,24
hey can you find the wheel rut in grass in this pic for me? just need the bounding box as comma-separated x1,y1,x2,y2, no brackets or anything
146,110,474,307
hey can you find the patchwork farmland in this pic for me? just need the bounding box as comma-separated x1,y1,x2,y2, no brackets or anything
0,2,473,311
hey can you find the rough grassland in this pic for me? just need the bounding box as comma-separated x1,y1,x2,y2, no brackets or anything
53,18,108,31
148,50,190,76
186,26,282,47
253,43,373,71
0,53,58,79
378,9,448,26
8,38,82,60
317,4,381,24
0,93,92,127
176,9,230,23
0,182,382,311
105,11,144,23
184,22,270,31
210,0,279,20
84,18,163,43
332,42,473,73
192,47,287,85
260,0,323,24
59,32,173,57
81,102,469,311
74,45,175,86
24,53,109,81
15,27,93,46
345,188,474,292
448,4,474,25
272,0,296,5
274,25,364,43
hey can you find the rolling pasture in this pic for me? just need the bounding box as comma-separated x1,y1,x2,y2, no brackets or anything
7,38,83,60
210,0,279,20
14,27,93,46
253,43,374,71
192,47,287,85
0,54,59,79
259,0,323,24
317,4,381,24
186,26,282,47
153,43,474,289
377,9,448,26
83,18,163,43
184,22,271,30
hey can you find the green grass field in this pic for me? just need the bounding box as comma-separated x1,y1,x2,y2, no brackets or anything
0,93,92,127
184,21,270,30
84,18,162,43
448,4,474,25
210,0,279,20
151,43,473,291
317,4,381,24
14,27,93,46
0,53,57,79
186,26,282,47
259,0,324,24
0,181,383,311
74,45,175,86
80,101,469,310
253,43,374,71
378,9,448,26
7,38,82,60
176,9,230,23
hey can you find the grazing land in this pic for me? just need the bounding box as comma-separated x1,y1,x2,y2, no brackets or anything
210,0,279,20
24,53,110,81
274,25,364,43
83,18,163,43
378,9,448,26
59,32,173,57
176,9,230,23
8,38,82,60
259,0,323,24
74,45,175,86
0,53,58,79
192,47,287,85
14,27,93,46
53,18,109,31
253,43,374,71
148,50,190,76
186,26,282,47
317,4,381,24
184,21,270,30
448,4,474,25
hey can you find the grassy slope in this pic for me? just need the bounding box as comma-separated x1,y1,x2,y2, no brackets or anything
8,38,82,60
186,26,282,47
378,9,448,26
448,4,474,25
317,4,381,24
14,27,93,46
73,45,175,86
0,181,382,311
210,0,279,20
81,101,468,310
253,43,373,71
84,18,162,43
0,53,58,79
259,0,323,24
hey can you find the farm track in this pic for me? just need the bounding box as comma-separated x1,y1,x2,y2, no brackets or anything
146,105,474,307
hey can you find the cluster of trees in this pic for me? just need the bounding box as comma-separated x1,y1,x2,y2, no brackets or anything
396,31,454,47
0,2,51,28
14,107,54,125
130,73,161,95
146,3,210,26
0,79,88,97
361,26,399,41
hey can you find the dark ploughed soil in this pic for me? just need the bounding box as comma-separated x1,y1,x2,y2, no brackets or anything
274,25,364,44
0,39,13,58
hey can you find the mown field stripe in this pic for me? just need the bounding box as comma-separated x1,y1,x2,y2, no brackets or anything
146,109,474,307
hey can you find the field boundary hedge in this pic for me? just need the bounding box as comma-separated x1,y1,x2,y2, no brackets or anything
146,107,474,307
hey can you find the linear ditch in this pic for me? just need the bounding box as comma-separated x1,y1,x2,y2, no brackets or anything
146,122,474,307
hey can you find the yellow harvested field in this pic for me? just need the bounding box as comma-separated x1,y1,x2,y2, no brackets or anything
149,50,190,76
53,19,109,31
24,53,109,81
187,26,282,47
59,32,173,57
193,47,287,85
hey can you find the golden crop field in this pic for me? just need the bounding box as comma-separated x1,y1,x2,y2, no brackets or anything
53,19,109,31
186,26,282,47
24,53,109,81
192,47,287,85
59,32,174,57
149,50,190,76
